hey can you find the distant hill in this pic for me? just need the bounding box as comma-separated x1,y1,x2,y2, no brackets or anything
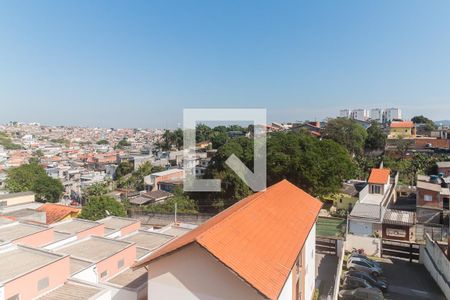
435,120,450,126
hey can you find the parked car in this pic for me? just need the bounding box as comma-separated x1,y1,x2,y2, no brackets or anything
342,276,374,290
339,287,384,300
349,253,381,268
347,257,383,276
345,271,388,292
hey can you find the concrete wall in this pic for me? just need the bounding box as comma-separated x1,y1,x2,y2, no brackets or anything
129,211,213,226
3,255,70,300
14,227,54,247
420,234,450,299
332,240,346,300
278,271,293,300
147,243,264,300
346,234,381,257
0,193,35,207
96,244,137,282
72,264,98,284
303,224,316,300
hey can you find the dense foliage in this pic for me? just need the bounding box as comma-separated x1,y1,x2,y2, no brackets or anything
6,162,64,202
0,132,21,150
79,195,127,220
322,118,368,155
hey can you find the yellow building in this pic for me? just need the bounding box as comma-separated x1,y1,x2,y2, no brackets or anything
389,121,416,138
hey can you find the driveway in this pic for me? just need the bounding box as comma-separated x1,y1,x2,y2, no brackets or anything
378,258,446,300
316,253,338,300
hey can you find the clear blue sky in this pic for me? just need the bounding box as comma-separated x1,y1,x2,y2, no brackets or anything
1,0,450,128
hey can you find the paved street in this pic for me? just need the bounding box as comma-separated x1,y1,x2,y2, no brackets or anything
378,258,446,300
315,253,338,300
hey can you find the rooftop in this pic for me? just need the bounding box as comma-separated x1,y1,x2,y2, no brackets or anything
159,225,192,237
151,168,183,177
0,245,65,284
0,222,49,242
368,168,390,185
390,121,414,128
350,202,381,220
51,219,101,235
135,180,322,300
437,161,450,168
136,247,151,260
37,203,80,224
416,180,442,192
107,268,147,290
0,191,34,200
120,230,174,251
383,209,415,226
55,236,133,262
70,258,93,275
37,281,105,300
98,216,139,230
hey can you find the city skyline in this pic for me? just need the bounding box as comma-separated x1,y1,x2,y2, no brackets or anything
2,1,450,128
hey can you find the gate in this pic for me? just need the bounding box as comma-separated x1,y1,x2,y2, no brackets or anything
316,236,338,255
381,239,420,262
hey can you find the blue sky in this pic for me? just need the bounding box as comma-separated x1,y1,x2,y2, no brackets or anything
1,0,450,128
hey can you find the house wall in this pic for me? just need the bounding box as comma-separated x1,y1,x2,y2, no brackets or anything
96,244,136,282
77,224,105,239
345,234,381,257
3,256,70,300
303,224,316,300
43,235,77,250
120,221,141,237
14,227,54,247
382,224,410,241
389,127,413,138
1,193,35,207
417,188,441,209
147,243,264,300
153,172,184,191
278,271,293,300
72,264,98,284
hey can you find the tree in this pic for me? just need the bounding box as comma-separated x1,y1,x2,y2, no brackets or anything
395,137,414,159
196,124,212,143
411,115,437,132
144,188,198,214
79,195,127,220
83,182,109,199
0,131,21,150
115,161,134,179
211,131,230,149
97,139,109,145
115,138,131,150
6,162,64,202
365,121,387,151
322,118,368,155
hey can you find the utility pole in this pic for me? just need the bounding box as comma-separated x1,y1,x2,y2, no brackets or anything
174,202,177,224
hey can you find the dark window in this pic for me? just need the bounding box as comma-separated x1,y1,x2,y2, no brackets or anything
117,258,124,269
101,271,108,278
38,277,49,291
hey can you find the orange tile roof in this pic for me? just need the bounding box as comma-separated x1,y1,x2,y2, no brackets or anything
390,121,414,128
368,168,391,185
134,180,322,299
37,203,81,224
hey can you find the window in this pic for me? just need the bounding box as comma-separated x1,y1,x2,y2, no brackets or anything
100,271,108,278
37,277,49,291
424,194,433,202
7,294,20,300
117,258,124,269
370,184,382,194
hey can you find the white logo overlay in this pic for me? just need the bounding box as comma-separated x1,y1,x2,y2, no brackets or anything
183,108,267,192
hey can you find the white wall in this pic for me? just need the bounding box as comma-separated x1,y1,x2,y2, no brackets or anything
278,271,293,300
101,284,137,300
72,265,98,284
345,234,381,257
147,243,264,300
420,235,450,299
303,224,316,300
0,286,4,300
43,236,77,250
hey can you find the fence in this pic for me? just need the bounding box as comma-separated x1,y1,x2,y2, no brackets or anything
381,239,420,262
316,236,338,255
420,234,450,299
416,224,448,242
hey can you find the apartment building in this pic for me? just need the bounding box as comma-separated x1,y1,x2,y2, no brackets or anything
135,180,322,300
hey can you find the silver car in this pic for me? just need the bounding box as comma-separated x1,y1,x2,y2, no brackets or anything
347,257,383,277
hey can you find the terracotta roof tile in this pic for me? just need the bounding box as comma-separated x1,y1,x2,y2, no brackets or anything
37,203,81,224
390,121,414,128
134,180,322,299
368,168,390,185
